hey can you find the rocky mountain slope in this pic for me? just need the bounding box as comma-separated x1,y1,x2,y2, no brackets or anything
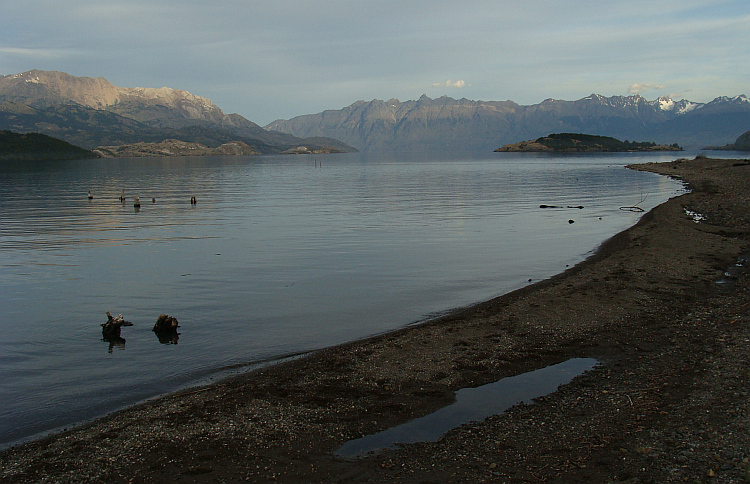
266,93,750,151
93,139,261,158
0,70,354,154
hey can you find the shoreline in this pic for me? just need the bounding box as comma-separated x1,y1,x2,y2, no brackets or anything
3,156,750,483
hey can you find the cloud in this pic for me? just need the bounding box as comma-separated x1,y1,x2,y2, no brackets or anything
432,80,469,88
628,82,667,94
1,1,747,123
0,47,65,59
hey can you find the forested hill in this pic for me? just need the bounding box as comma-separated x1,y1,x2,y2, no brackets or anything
0,130,98,161
495,133,683,152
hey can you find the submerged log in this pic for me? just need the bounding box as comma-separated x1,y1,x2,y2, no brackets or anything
101,311,133,339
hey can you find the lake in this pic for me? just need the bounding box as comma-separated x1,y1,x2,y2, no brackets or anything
0,150,693,448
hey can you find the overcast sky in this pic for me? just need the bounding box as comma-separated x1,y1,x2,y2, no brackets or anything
2,1,748,125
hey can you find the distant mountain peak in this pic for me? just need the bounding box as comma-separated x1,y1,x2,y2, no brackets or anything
655,96,676,111
0,69,356,154
0,69,224,122
710,94,749,104
267,92,750,151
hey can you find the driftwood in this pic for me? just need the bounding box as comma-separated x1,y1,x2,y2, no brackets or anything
153,314,180,344
101,311,133,339
620,194,647,212
540,204,584,209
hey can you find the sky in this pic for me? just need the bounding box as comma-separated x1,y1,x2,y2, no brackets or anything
1,0,748,125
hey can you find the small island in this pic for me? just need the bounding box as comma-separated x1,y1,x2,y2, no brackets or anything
0,130,99,161
495,133,683,152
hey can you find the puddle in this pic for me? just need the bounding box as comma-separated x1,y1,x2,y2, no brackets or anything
684,208,707,223
334,357,598,459
716,252,749,287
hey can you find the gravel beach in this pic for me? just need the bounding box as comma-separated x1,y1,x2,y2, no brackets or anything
2,155,749,483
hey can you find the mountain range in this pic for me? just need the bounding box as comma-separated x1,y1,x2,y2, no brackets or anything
0,70,353,154
2,70,749,154
266,93,750,151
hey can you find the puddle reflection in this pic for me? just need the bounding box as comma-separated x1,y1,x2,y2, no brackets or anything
335,357,598,459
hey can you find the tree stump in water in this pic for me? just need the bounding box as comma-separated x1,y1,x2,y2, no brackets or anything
101,311,133,339
153,314,180,344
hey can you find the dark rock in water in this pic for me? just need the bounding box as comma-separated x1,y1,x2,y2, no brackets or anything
153,314,180,344
101,311,133,339
153,314,179,332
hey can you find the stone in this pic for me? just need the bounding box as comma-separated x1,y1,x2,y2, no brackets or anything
153,314,180,344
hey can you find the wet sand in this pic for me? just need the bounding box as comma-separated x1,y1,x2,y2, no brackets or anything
2,156,750,483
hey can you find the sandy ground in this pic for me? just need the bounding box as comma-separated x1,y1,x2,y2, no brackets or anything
2,155,750,483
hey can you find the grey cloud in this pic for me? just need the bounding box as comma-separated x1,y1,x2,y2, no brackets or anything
1,0,748,124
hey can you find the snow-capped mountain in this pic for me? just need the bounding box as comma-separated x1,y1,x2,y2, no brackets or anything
2,69,747,152
268,93,750,151
652,96,701,115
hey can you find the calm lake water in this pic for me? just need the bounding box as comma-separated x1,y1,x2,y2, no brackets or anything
0,150,694,448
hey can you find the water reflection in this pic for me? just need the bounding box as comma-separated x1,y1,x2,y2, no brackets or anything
155,332,179,345
103,335,127,353
100,312,133,354
0,152,687,448
335,358,598,459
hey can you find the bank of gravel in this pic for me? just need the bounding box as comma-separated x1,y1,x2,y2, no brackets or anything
2,156,749,483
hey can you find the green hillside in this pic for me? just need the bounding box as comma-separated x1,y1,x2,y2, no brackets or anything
496,133,683,152
0,130,98,161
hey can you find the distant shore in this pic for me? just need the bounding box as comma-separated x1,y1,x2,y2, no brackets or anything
2,156,750,483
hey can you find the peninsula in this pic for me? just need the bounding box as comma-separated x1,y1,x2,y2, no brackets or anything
495,132,683,152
